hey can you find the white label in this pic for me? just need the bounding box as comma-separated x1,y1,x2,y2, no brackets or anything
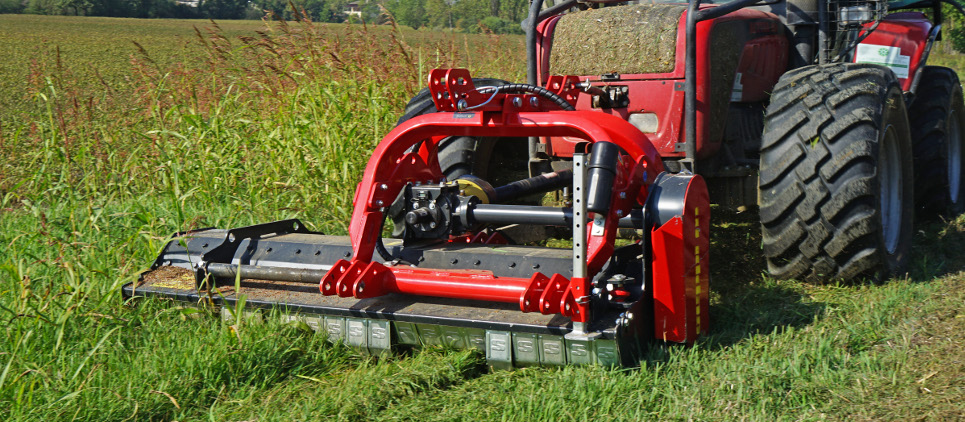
731,72,743,102
855,44,910,79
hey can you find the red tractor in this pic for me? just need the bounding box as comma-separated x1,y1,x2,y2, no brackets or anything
413,0,965,283
128,0,965,367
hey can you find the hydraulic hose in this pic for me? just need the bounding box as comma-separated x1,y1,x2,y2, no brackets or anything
376,217,396,262
478,84,575,111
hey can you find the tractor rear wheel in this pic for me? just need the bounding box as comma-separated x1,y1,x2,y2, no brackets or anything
759,64,914,282
390,79,532,238
397,78,513,181
908,66,965,217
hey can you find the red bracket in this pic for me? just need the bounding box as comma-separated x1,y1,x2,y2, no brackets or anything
520,273,549,313
519,273,589,323
539,274,569,315
564,277,589,323
544,75,582,108
429,69,491,112
319,259,390,299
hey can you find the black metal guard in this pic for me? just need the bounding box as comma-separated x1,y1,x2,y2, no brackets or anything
194,219,313,287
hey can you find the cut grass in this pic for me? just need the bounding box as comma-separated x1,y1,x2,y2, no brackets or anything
0,14,963,421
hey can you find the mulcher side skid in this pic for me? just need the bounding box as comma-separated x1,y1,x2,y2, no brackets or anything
125,70,710,367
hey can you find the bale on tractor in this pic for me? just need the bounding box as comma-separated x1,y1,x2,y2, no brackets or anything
126,0,965,367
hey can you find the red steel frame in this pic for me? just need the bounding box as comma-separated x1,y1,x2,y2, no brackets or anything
317,69,708,341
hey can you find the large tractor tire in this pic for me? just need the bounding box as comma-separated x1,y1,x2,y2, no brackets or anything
908,66,965,217
397,78,513,181
390,79,531,239
759,64,914,283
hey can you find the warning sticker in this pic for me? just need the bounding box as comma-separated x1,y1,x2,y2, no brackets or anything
731,72,743,102
854,44,910,79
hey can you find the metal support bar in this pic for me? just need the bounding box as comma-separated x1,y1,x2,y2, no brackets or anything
818,0,828,64
467,204,644,229
683,0,700,173
196,219,312,286
471,205,573,226
909,24,942,95
572,153,588,334
683,0,767,173
206,263,329,284
526,0,545,86
573,154,587,279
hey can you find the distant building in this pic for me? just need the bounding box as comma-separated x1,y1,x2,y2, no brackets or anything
345,1,362,19
176,0,199,7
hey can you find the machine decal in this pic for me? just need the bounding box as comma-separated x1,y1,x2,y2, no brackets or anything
855,44,910,78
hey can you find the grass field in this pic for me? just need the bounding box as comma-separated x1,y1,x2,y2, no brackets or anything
1,13,964,421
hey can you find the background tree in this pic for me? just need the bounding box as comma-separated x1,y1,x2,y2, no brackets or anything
452,0,487,30
500,0,526,23
59,0,93,15
384,0,426,29
357,1,382,23
425,0,453,29
26,0,63,14
200,0,247,19
0,0,25,13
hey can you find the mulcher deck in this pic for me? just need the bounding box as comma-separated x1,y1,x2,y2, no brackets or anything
124,229,645,367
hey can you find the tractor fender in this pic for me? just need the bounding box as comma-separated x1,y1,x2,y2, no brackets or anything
854,12,935,92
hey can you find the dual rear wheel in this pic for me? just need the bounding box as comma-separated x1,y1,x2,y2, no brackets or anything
908,66,965,217
760,63,965,283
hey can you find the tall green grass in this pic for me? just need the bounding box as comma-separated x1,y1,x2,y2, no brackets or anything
0,15,525,420
0,15,962,421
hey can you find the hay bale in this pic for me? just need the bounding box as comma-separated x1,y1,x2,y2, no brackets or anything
550,4,686,76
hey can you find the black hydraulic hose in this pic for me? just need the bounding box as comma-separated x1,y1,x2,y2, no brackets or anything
375,217,394,262
478,84,575,111
525,0,547,172
834,19,882,63
693,0,764,21
491,169,573,203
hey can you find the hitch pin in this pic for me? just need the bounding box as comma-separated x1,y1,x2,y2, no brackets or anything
578,80,607,96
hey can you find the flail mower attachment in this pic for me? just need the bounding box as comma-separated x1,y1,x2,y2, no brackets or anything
124,69,710,368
